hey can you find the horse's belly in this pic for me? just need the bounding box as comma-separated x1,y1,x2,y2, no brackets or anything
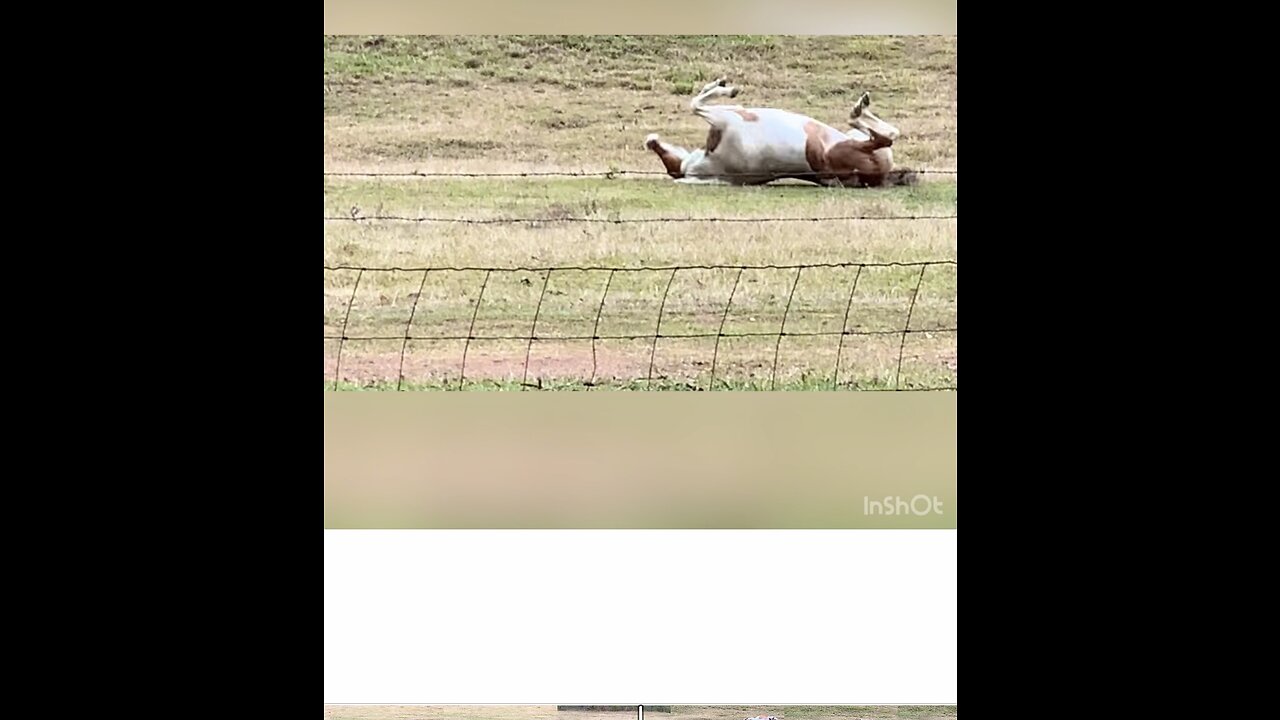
718,125,813,175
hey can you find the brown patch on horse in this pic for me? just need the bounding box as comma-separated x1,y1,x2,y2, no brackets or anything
646,137,685,178
803,121,830,182
867,128,894,150
846,128,894,152
825,141,893,185
803,121,902,187
733,109,760,121
706,126,723,153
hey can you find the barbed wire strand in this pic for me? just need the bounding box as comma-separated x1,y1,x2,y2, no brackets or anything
324,262,957,391
326,329,955,342
325,261,954,273
896,265,929,390
833,265,865,390
323,169,958,178
325,213,956,224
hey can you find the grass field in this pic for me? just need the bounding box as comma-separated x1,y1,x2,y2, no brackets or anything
322,707,957,720
323,36,957,390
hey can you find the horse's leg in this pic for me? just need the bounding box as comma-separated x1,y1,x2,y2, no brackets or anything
644,134,690,179
824,132,895,186
690,77,745,115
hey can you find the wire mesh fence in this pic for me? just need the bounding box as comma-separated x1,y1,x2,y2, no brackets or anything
323,261,957,391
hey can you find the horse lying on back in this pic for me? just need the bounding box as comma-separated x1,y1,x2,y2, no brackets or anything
644,77,917,187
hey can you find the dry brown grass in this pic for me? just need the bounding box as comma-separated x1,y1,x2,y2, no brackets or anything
323,36,956,173
322,36,957,390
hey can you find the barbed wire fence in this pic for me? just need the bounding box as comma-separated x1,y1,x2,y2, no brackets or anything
325,213,957,223
323,169,958,179
324,168,957,391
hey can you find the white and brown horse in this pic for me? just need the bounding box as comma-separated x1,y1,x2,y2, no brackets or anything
644,78,915,187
